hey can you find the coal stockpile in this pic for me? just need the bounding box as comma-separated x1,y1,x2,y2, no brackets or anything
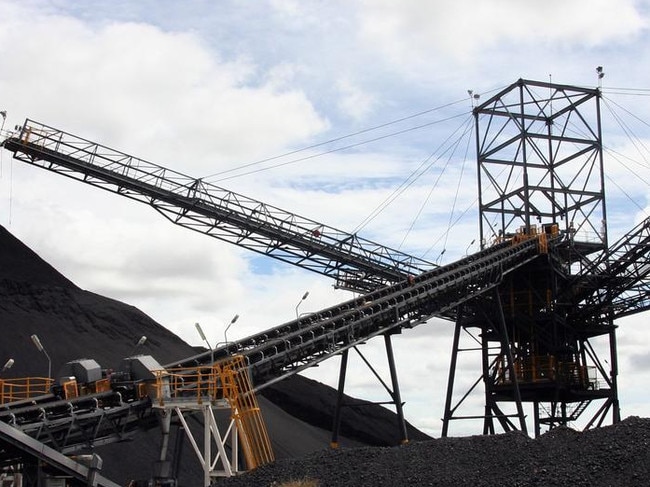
219,416,650,487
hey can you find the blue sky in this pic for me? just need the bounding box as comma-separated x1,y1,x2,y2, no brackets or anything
1,0,650,437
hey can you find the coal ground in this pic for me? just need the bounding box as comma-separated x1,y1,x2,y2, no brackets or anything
220,416,650,487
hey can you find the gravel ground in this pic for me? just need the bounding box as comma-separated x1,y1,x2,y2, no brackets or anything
218,416,650,487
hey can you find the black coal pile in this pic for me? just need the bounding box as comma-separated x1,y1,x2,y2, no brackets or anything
220,416,650,487
0,225,198,375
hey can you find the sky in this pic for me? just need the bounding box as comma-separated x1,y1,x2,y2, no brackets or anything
1,0,650,438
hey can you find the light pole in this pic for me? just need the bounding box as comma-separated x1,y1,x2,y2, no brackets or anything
223,314,240,347
129,335,147,356
30,334,51,380
1,358,14,375
465,239,476,256
295,291,310,319
196,322,214,364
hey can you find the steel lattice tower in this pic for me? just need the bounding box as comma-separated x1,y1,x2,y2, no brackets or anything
442,79,619,437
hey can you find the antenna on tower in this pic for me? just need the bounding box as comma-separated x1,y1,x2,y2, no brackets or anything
596,66,605,89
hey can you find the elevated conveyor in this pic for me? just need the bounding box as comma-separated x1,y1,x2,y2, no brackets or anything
0,390,153,454
1,236,548,453
172,236,548,389
1,119,434,293
568,216,650,322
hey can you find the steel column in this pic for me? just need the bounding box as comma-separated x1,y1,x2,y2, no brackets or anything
441,319,462,437
330,349,349,449
383,333,408,444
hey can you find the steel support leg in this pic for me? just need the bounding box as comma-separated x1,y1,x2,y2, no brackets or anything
494,289,528,435
442,320,462,437
330,349,349,449
481,329,495,435
384,333,408,445
609,327,621,423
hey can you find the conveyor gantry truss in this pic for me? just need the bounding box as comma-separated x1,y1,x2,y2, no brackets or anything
1,120,433,294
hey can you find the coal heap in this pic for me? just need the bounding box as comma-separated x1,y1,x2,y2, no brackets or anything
222,416,650,487
0,225,429,485
0,225,198,376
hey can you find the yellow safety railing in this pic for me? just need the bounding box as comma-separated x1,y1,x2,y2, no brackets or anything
151,366,220,405
494,355,598,391
0,377,54,405
495,355,556,384
152,355,274,470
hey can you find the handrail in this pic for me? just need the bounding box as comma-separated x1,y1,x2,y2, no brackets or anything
0,377,53,405
151,356,274,470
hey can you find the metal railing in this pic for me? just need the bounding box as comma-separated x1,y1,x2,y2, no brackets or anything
152,355,274,470
0,377,53,404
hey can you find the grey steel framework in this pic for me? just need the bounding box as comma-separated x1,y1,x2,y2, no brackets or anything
2,120,433,294
2,237,547,451
442,79,625,437
475,79,607,265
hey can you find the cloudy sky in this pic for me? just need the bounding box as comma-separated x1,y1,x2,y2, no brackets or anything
1,0,650,438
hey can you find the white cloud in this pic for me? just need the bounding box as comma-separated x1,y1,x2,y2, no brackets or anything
357,0,646,65
0,2,328,172
336,79,377,121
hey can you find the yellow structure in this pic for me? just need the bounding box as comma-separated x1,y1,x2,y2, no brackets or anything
0,377,53,405
152,355,274,486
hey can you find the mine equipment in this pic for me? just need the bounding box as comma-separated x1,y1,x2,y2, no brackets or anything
1,78,650,482
440,79,648,436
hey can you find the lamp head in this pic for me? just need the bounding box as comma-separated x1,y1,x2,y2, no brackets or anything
31,334,44,352
195,322,207,341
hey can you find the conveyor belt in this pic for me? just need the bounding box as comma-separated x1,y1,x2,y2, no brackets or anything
0,391,152,454
173,237,547,389
0,420,121,487
2,120,434,293
1,237,546,455
568,216,650,323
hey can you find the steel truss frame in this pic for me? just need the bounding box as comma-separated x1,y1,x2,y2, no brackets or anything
0,392,152,453
330,334,409,448
573,216,650,321
156,403,241,487
2,120,434,293
442,79,620,437
475,79,607,268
